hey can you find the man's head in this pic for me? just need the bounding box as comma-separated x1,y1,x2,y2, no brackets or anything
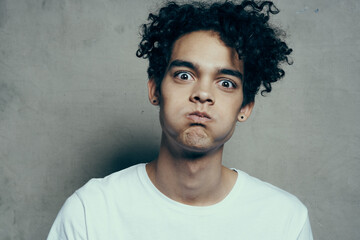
136,0,292,107
147,30,251,152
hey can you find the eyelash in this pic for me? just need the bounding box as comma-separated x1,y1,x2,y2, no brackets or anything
218,79,237,89
173,71,237,89
173,71,193,80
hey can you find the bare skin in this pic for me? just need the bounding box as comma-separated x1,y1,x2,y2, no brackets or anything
146,31,254,206
146,137,237,206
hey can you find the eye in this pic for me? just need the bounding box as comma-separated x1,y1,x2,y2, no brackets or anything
174,72,193,81
218,79,236,89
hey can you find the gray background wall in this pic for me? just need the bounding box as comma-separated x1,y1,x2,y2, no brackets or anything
0,0,359,239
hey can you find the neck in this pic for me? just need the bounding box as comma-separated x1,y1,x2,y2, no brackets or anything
146,134,237,206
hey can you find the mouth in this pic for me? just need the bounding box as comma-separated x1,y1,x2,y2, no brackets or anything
187,111,211,124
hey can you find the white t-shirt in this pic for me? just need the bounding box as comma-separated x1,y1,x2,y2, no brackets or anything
47,164,313,240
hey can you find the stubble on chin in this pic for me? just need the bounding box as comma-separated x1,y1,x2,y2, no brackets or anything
180,126,211,149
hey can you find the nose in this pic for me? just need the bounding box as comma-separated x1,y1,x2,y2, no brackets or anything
189,81,214,105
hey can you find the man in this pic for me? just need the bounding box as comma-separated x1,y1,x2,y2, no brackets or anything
48,1,313,239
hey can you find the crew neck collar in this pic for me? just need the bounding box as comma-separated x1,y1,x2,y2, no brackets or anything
136,163,246,215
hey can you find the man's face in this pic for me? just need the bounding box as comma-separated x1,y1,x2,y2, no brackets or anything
149,30,253,153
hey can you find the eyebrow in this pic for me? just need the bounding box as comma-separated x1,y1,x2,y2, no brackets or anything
167,60,197,71
218,69,243,81
167,59,243,81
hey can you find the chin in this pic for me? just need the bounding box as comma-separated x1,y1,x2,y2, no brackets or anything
178,128,214,152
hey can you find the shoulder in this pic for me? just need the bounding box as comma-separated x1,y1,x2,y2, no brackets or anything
47,192,87,239
76,163,144,200
235,169,308,215
47,164,147,239
231,169,313,239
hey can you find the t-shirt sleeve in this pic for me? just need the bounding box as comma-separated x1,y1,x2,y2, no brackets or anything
297,215,313,240
47,192,87,240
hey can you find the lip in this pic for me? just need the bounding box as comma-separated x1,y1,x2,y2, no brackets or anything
187,111,212,123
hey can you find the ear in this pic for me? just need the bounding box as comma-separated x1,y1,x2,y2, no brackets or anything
237,101,255,122
148,78,160,105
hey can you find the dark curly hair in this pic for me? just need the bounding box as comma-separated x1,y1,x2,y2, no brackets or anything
136,0,292,106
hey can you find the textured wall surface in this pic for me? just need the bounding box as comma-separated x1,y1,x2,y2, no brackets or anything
0,0,359,239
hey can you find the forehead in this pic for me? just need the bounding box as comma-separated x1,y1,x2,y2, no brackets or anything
169,31,243,73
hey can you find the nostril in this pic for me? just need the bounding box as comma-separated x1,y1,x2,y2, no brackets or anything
194,96,200,101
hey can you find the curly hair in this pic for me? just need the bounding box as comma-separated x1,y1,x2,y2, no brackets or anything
136,0,292,106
